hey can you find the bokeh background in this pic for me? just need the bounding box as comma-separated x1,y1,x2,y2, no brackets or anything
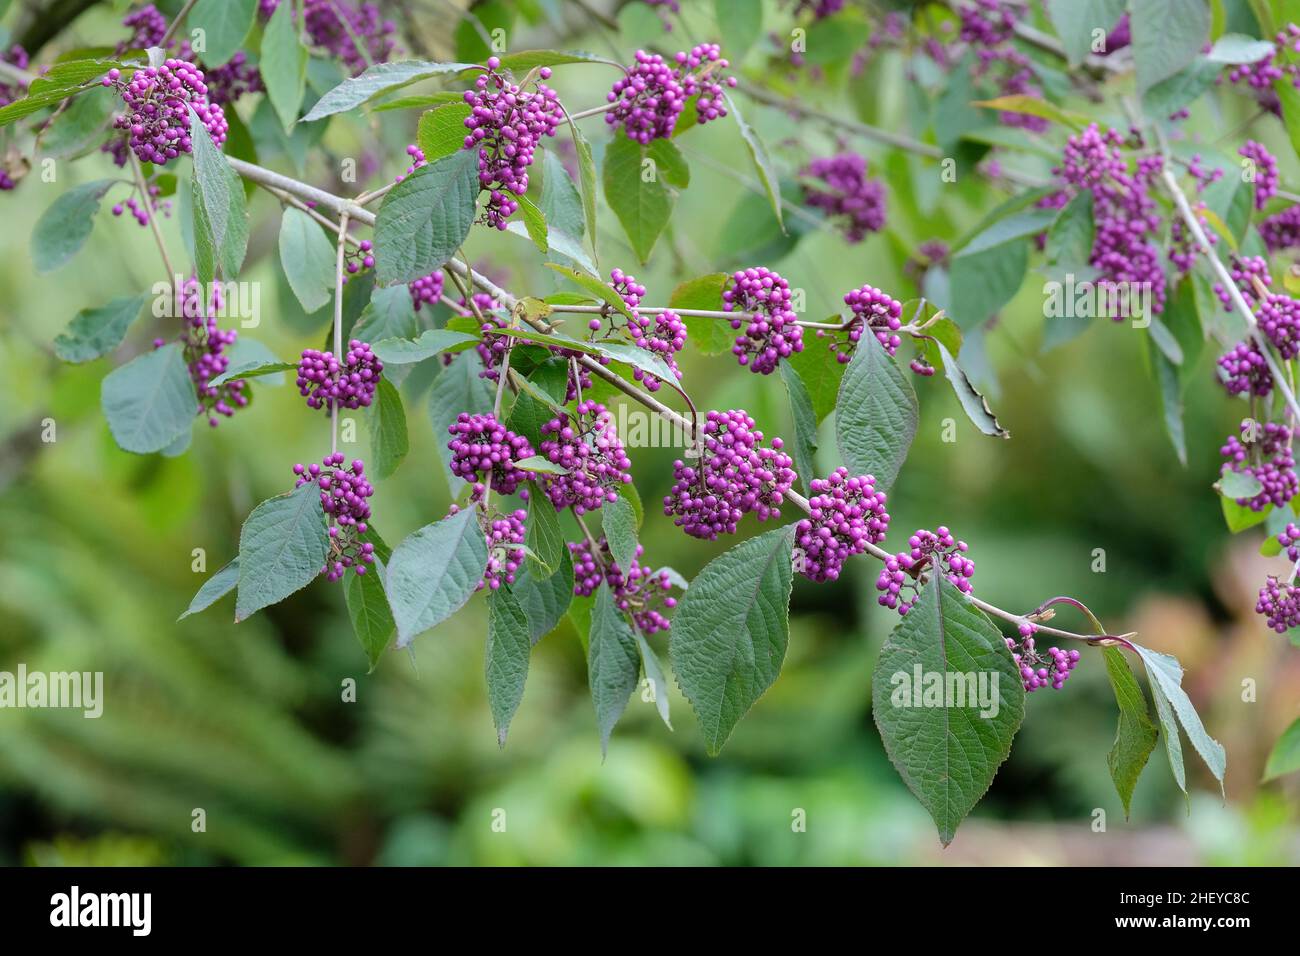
1,0,1298,865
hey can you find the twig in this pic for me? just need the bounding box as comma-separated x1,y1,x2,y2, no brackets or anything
160,0,200,48
332,209,351,455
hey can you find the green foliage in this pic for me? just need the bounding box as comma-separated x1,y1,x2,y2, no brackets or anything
835,338,917,493
54,293,150,363
368,378,409,479
603,135,674,264
374,149,479,285
301,61,475,122
1103,647,1159,818
485,586,532,746
278,207,337,314
234,483,330,622
190,0,258,68
101,343,198,454
386,508,488,647
588,582,643,756
32,179,115,274
190,111,248,282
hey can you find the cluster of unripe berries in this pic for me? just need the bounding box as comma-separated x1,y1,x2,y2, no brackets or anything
664,409,794,539
800,153,887,243
1239,141,1279,210
828,284,904,364
605,43,736,143
293,454,376,581
258,0,395,76
723,266,804,374
1220,421,1299,512
103,61,228,165
1006,622,1080,692
447,413,536,497
1216,341,1273,398
875,527,975,615
539,401,633,515
463,58,563,229
794,468,890,582
296,341,383,412
570,538,678,634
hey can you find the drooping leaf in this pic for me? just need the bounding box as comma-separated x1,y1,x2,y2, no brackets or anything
386,507,488,647
54,293,150,363
588,582,643,756
417,102,473,161
278,207,337,313
788,334,848,422
190,110,248,282
871,577,1025,846
670,524,796,755
1044,0,1127,65
1263,716,1300,780
486,586,532,747
515,193,549,251
301,60,476,122
524,482,564,576
354,284,421,342
778,362,818,488
1103,646,1159,818
101,343,199,454
512,548,574,645
345,554,395,671
601,495,638,574
178,558,240,620
368,378,409,479
635,630,673,730
234,483,330,621
370,328,478,364
374,149,479,286
1131,642,1227,796
934,340,1009,439
31,179,114,274
0,58,126,128
602,134,673,264
723,92,783,232
1132,0,1211,94
947,210,1055,329
836,338,918,493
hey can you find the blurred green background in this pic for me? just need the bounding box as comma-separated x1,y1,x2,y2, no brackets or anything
1,0,1298,865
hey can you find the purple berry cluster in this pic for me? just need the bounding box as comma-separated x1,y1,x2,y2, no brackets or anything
447,413,536,496
570,538,678,634
827,284,904,363
344,238,376,277
451,505,527,591
1278,522,1300,562
539,401,633,515
794,468,890,582
723,266,805,374
1053,123,1167,317
1261,204,1300,252
103,60,228,165
1006,622,1080,692
1217,341,1273,397
297,0,396,75
664,409,795,539
1220,421,1299,511
792,0,846,18
111,181,170,228
1239,141,1279,210
156,279,247,427
293,454,376,579
958,0,1048,132
462,57,563,229
1214,254,1271,311
296,341,383,412
800,153,886,243
1225,23,1300,114
0,45,27,110
605,43,736,142
607,269,686,391
1256,575,1300,632
121,4,167,49
408,269,445,311
875,527,975,615
1257,292,1300,360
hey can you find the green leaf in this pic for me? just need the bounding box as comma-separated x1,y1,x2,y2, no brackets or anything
386,507,488,646
31,179,114,274
300,60,476,122
41,84,119,158
788,335,847,422
948,210,1054,329
1103,646,1159,818
524,483,564,576
1132,642,1227,796
354,284,420,342
635,630,673,730
934,340,1009,439
428,352,495,493
345,554,395,671
602,495,638,574
1221,494,1269,533
1045,190,1095,271
588,582,643,756
416,102,473,162
646,138,689,189
190,110,248,282
603,134,673,264
669,272,732,355
261,0,307,131
714,0,762,60
1263,716,1300,780
515,193,549,252
486,586,532,747
207,360,295,388
278,207,337,313
368,378,409,479
1132,0,1211,94
778,362,818,489
1207,33,1275,63
494,50,621,72
723,92,783,232
1044,0,1127,64
101,343,199,454
670,524,796,755
234,483,330,621
969,95,1089,129
871,577,1024,847
54,293,150,363
1150,337,1187,466
1277,78,1300,162
0,58,124,128
1142,57,1220,119
374,149,479,286
190,0,257,67
1217,468,1264,500
178,558,239,621
836,338,918,494
370,328,478,364
540,147,584,239
570,122,598,262
374,91,465,111
513,548,574,645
